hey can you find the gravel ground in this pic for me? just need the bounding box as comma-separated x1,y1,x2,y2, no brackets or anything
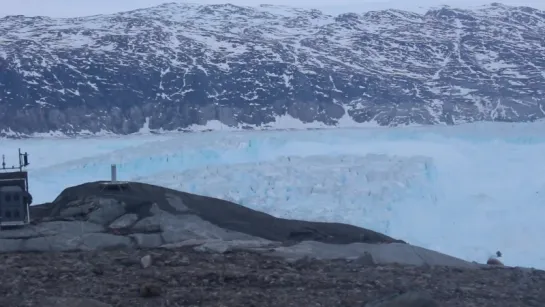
0,247,543,307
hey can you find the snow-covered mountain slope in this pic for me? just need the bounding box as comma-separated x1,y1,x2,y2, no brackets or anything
0,2,544,136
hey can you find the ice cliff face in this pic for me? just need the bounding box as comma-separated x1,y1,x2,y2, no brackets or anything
0,3,544,136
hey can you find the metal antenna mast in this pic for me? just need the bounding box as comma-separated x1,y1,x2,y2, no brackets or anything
0,149,29,172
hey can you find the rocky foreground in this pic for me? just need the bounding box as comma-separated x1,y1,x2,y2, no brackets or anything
0,181,543,306
0,247,543,307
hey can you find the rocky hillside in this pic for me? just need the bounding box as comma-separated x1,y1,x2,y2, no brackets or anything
0,3,544,136
2,180,540,306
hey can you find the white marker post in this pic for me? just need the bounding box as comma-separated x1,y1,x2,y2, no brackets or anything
111,164,117,182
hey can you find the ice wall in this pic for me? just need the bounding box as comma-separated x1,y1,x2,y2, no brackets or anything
2,121,545,269
135,154,436,234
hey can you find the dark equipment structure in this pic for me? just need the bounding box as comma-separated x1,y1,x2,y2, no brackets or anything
0,149,32,227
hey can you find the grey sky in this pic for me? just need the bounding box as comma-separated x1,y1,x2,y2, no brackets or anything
0,0,543,18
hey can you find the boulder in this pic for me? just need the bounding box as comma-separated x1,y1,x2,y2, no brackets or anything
487,258,504,266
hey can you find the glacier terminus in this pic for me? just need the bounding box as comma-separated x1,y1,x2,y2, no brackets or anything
3,121,545,269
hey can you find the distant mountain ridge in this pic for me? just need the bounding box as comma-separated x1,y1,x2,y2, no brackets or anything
0,2,544,137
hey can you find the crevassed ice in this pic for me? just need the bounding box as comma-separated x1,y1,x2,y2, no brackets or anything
135,154,435,232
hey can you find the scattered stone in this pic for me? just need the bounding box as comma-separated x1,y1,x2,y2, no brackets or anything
91,264,104,275
109,213,139,229
130,233,164,248
139,283,162,297
192,239,276,254
180,256,190,265
40,297,112,307
165,193,190,213
352,252,376,266
59,202,95,219
87,198,126,225
487,258,504,266
365,291,439,307
140,254,152,268
0,248,543,306
113,255,140,267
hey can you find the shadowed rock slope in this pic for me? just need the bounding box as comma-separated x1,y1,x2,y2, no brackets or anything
32,180,402,245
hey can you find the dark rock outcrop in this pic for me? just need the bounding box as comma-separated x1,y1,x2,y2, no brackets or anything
34,181,402,245
0,181,475,267
1,3,544,137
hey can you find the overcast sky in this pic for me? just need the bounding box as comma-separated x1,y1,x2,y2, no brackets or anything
1,0,544,18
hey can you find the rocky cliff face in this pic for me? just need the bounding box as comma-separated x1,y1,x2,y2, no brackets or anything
0,3,544,137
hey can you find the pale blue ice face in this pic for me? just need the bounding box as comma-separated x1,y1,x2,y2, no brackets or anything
3,120,545,269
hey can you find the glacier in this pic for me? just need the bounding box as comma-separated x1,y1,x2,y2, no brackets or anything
2,121,545,269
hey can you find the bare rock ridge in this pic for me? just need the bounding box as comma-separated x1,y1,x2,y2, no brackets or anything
1,3,545,137
0,181,476,268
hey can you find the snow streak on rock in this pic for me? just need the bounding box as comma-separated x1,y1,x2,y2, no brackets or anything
0,3,544,136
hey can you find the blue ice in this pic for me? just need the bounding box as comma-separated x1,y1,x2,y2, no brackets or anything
2,120,545,269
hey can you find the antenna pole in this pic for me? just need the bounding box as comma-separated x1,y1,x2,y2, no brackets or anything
18,148,22,171
1,149,30,172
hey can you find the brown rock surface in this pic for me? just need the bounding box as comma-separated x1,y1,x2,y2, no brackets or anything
0,247,542,307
